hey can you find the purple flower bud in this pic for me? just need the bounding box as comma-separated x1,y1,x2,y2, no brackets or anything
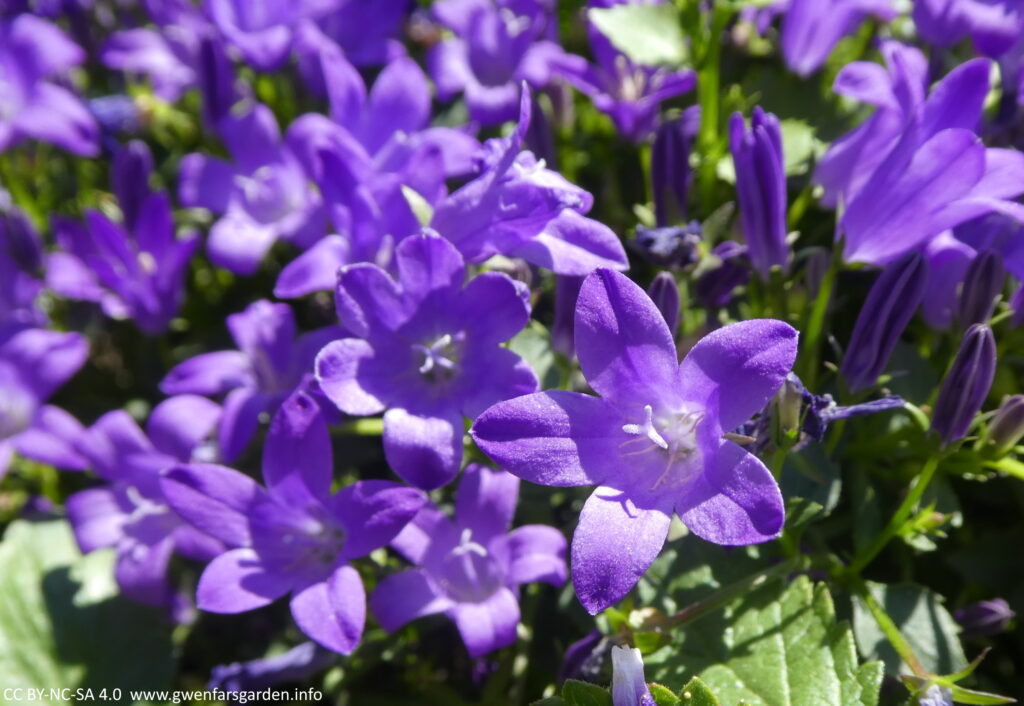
198,36,234,126
931,324,997,446
841,252,928,393
954,599,1015,639
112,140,154,230
559,629,606,684
647,272,680,337
984,395,1024,457
525,94,557,168
729,107,788,278
209,642,335,692
0,208,42,272
804,247,831,299
552,275,584,358
610,646,655,706
1012,285,1024,328
88,95,141,136
958,250,1006,328
651,107,699,226
695,241,750,310
632,223,701,268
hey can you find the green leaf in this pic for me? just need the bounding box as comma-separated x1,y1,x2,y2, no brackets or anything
852,582,968,677
678,677,720,706
587,4,687,67
561,679,613,706
646,576,884,705
401,185,434,227
507,321,560,390
650,682,682,705
781,443,842,530
0,520,177,704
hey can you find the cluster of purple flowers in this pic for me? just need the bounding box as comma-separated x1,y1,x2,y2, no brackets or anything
3,0,1023,701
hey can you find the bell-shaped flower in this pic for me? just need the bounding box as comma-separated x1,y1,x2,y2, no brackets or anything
0,327,89,477
46,192,199,335
160,299,340,461
913,0,1023,57
178,103,325,275
315,230,538,489
471,269,797,614
428,0,565,125
431,89,629,276
160,390,426,654
370,464,567,657
0,14,98,156
66,396,225,606
780,0,895,77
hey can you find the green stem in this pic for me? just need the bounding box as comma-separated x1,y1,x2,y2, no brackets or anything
694,5,734,210
851,578,929,677
341,417,385,435
846,455,942,576
799,246,841,389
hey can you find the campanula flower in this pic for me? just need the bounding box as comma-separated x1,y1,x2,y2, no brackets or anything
954,598,1016,639
161,390,426,654
983,395,1024,456
46,192,199,335
783,373,904,442
471,269,797,613
0,13,99,155
315,230,538,489
913,0,1023,57
209,642,335,692
632,223,702,269
931,323,996,446
431,89,629,276
206,0,340,72
729,107,789,278
370,464,567,657
0,327,89,477
552,2,696,143
428,0,564,125
66,396,225,606
958,250,1005,327
780,0,895,77
651,108,700,226
160,299,340,461
610,645,655,706
0,207,45,330
178,102,325,275
293,0,411,75
112,140,155,231
841,252,929,393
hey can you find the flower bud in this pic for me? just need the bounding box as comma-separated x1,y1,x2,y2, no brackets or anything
728,107,788,278
954,599,1015,639
1010,283,1024,328
774,373,804,437
841,252,928,393
957,250,1005,328
552,275,584,358
199,36,235,126
112,140,154,230
0,207,42,272
633,223,701,269
695,241,750,310
651,107,699,226
804,247,831,299
647,272,680,337
610,645,654,706
984,394,1024,457
931,324,997,446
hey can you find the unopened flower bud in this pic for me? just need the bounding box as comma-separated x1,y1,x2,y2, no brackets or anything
633,223,701,268
647,272,680,337
954,599,1015,639
112,140,154,230
773,373,804,437
695,241,750,310
958,250,1005,328
610,645,655,706
841,252,928,393
0,208,42,272
984,395,1024,457
1010,285,1024,328
651,107,699,226
552,275,584,358
931,324,996,446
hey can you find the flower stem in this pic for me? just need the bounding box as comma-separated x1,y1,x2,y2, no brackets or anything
846,455,942,576
341,417,385,435
799,246,841,389
694,4,734,211
851,578,929,677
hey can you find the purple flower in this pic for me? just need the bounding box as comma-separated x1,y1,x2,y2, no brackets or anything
0,327,89,477
931,323,996,446
0,207,45,330
610,645,655,706
315,230,538,489
205,0,339,72
160,299,340,461
428,0,564,125
471,269,797,614
370,464,567,657
729,108,789,278
293,0,411,74
958,250,1006,327
913,0,1024,57
954,598,1016,639
695,240,750,310
651,108,700,226
632,223,702,269
785,373,904,442
840,252,928,393
647,271,679,337
552,4,696,143
46,192,199,335
178,103,325,275
780,0,895,77
0,14,98,155
160,390,426,654
984,394,1024,456
66,396,225,606
209,641,335,691
432,89,629,276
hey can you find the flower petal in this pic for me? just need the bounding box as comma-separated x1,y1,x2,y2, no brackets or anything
451,586,521,657
263,390,333,507
455,464,519,544
571,487,673,615
333,480,426,560
290,565,366,655
197,548,292,613
160,463,267,547
383,407,463,490
66,487,132,553
219,387,270,462
492,525,568,587
146,395,220,461
160,351,253,396
370,569,452,632
458,272,531,345
315,338,396,416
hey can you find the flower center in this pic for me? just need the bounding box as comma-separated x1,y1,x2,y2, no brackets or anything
438,529,504,603
620,404,704,490
412,332,463,381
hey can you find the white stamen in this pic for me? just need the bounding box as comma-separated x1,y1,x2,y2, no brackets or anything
622,404,669,450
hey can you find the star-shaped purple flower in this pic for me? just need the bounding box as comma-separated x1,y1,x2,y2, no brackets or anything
471,269,797,614
160,299,340,461
161,390,426,654
66,396,225,606
315,230,538,490
370,463,567,657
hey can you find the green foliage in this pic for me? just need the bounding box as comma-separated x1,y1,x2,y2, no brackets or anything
645,576,884,706
677,677,719,706
587,4,687,67
852,582,968,677
0,520,176,704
